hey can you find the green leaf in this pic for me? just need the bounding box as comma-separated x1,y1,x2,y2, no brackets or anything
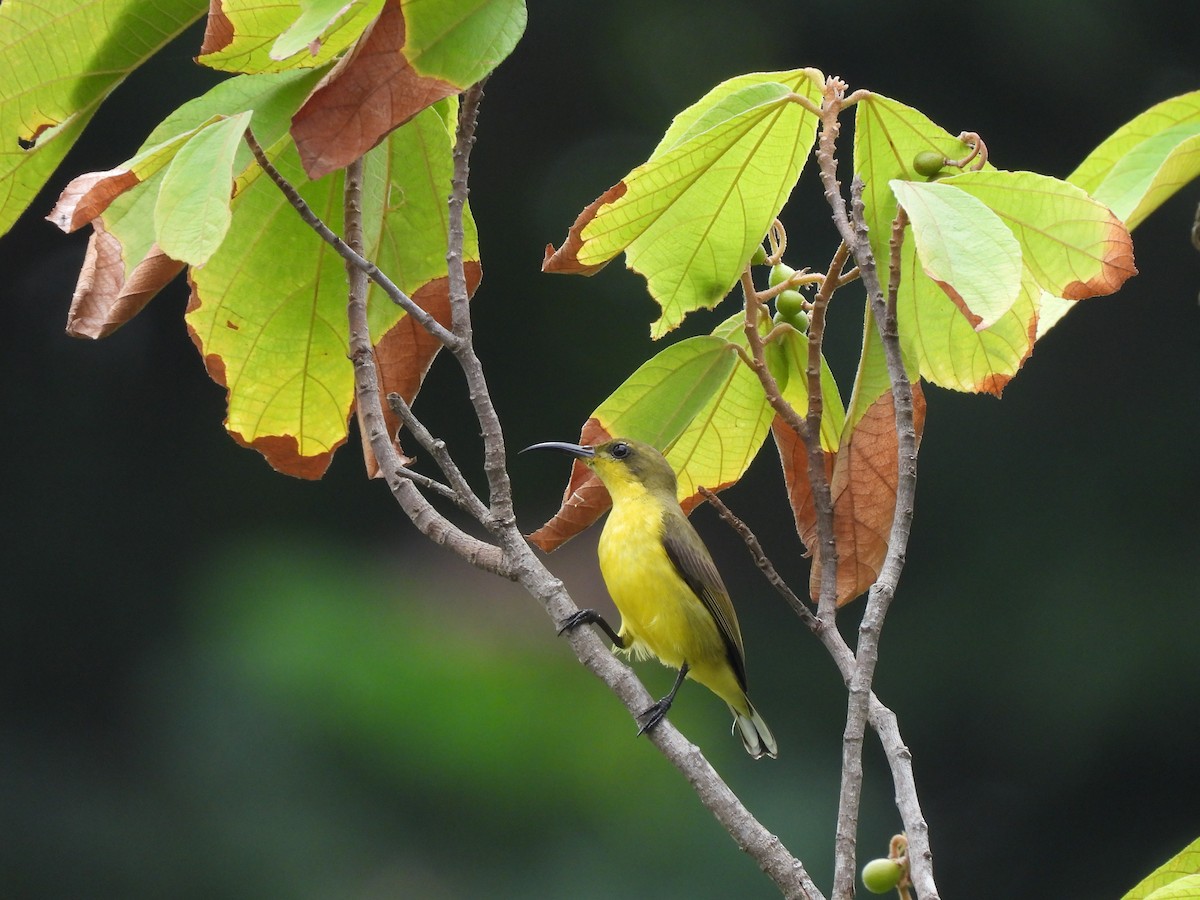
1070,91,1200,231
401,0,528,84
1142,875,1200,900
187,139,352,476
668,318,775,510
185,102,473,477
154,111,253,266
270,0,386,61
890,179,1023,330
765,328,844,452
590,336,740,450
117,71,323,275
0,0,206,235
896,235,1038,395
853,93,983,295
945,169,1136,302
544,69,824,339
1122,837,1200,900
199,0,383,73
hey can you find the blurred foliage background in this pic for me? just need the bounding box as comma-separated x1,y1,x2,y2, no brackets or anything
2,1,1199,897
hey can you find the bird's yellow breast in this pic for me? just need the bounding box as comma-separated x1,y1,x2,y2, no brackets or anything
597,485,726,671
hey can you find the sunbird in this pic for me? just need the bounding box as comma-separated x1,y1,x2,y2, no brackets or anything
524,437,777,759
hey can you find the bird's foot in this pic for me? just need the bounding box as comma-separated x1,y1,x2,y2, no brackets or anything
556,608,625,647
635,698,672,736
556,608,601,636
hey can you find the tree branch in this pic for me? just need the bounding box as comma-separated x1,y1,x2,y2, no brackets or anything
738,266,840,622
257,86,830,900
340,156,508,579
443,80,517,536
810,74,936,899
701,486,933,900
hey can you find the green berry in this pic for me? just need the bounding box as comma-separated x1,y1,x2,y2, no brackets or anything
768,262,796,288
912,150,945,178
775,288,806,319
772,291,809,333
861,858,904,894
749,244,768,266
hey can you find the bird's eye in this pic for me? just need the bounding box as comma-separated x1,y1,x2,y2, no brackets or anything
610,442,631,460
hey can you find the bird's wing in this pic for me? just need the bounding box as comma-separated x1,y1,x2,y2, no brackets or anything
661,510,748,691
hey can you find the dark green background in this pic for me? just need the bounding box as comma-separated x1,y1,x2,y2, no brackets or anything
3,1,1198,897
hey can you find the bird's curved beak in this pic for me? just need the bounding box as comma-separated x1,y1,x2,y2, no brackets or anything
520,441,595,459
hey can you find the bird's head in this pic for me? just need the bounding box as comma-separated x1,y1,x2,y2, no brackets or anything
522,437,677,499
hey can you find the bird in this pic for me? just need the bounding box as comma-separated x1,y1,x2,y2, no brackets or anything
523,437,777,759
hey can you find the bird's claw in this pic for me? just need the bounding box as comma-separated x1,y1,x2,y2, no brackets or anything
635,699,671,736
556,609,598,636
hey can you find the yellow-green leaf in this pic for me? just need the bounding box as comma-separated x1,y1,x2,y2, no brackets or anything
155,111,253,266
544,69,823,339
270,0,385,61
669,319,776,512
1122,837,1200,900
1070,91,1200,231
199,0,383,73
185,102,474,477
944,169,1136,301
591,336,740,449
401,0,527,84
897,236,1038,395
0,0,206,235
53,70,323,339
853,92,984,292
891,179,1023,330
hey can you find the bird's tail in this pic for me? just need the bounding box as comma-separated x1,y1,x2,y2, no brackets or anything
731,698,778,760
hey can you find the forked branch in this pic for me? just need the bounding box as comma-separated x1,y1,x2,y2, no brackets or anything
243,85,828,900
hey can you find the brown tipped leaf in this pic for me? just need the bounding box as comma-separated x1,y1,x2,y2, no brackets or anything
527,419,613,552
810,384,927,606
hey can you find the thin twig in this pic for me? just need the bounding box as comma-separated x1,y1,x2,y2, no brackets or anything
809,72,936,899
386,392,490,519
243,128,461,353
807,77,919,900
339,156,507,577
701,483,932,889
699,487,821,633
442,80,518,537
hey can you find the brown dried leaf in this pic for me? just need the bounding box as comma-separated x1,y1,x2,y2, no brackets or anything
770,415,836,554
541,181,628,275
65,222,184,339
47,168,141,233
360,263,483,477
291,0,457,180
827,383,928,605
198,0,234,57
808,384,927,606
527,418,614,552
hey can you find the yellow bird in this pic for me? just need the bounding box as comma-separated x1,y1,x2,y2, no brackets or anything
524,437,777,759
